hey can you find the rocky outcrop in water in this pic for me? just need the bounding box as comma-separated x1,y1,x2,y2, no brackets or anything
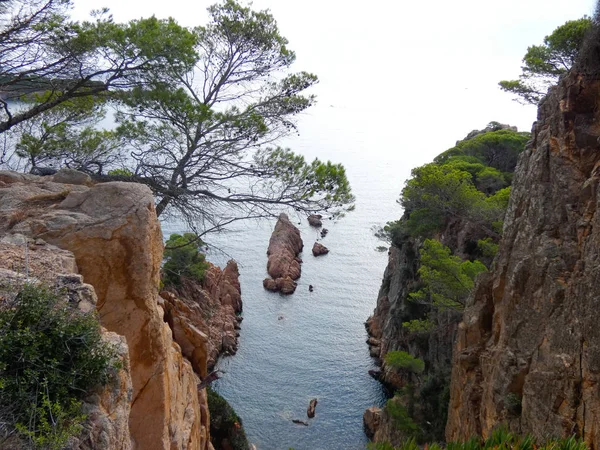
446,71,600,448
0,171,213,450
263,213,303,294
307,399,318,418
312,242,329,256
307,214,323,227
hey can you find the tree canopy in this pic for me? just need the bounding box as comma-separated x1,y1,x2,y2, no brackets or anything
0,0,198,133
499,17,592,104
1,0,355,233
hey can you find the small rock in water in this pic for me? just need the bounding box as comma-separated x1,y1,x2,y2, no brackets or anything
307,214,323,227
278,315,284,320
312,242,329,257
292,419,309,426
307,398,318,418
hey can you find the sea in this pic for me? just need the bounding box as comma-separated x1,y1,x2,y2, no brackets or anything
162,102,407,450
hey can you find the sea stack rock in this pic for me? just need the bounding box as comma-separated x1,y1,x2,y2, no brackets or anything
307,214,323,227
263,213,303,295
312,242,329,256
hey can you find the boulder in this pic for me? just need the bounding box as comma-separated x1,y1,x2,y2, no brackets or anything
52,168,92,186
312,242,329,256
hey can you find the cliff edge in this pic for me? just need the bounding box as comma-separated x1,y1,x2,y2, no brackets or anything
446,71,600,448
0,171,213,449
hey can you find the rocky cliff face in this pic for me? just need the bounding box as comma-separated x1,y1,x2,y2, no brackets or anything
0,171,213,450
446,72,600,448
0,236,133,450
365,219,484,445
162,260,243,372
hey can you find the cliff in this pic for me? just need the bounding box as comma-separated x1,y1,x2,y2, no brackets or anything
0,170,213,450
446,71,600,448
366,220,485,445
365,123,527,445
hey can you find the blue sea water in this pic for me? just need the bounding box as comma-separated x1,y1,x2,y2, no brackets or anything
162,103,405,450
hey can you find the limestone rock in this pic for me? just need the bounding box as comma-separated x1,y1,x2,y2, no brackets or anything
312,242,329,256
307,214,323,227
263,213,303,294
446,72,600,449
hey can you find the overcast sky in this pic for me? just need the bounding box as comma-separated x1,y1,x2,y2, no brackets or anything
71,0,597,195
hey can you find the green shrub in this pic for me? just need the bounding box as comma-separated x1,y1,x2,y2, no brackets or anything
384,351,425,374
477,238,499,258
375,428,588,450
0,283,117,448
385,396,420,437
409,239,487,310
107,168,133,176
163,233,210,287
402,319,434,334
206,387,249,450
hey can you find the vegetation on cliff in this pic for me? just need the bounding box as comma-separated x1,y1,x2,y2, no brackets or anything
162,233,210,287
370,123,529,444
499,17,592,104
207,387,250,450
368,427,589,450
0,283,117,449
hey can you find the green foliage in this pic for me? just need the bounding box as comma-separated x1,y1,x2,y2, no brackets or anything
410,239,487,310
107,168,133,176
401,164,486,236
478,238,499,258
499,17,593,104
384,351,425,374
402,319,434,334
108,0,354,222
376,426,589,450
385,396,420,437
162,233,209,287
0,283,117,448
436,129,529,174
206,387,249,450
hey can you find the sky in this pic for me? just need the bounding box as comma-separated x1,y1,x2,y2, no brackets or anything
71,0,597,184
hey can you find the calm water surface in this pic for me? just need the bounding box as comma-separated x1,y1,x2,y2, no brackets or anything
164,104,403,450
